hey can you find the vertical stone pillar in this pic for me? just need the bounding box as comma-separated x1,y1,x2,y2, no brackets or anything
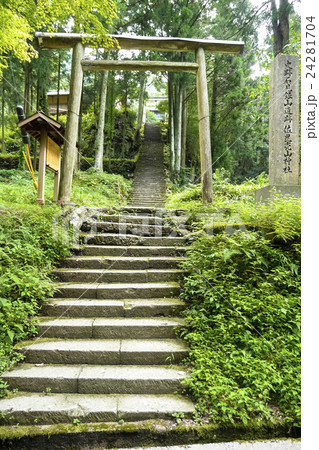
59,42,84,202
256,54,300,202
196,47,213,203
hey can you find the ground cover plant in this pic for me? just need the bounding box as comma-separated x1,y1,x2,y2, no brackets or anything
166,173,301,427
0,169,132,209
0,204,70,397
0,168,131,396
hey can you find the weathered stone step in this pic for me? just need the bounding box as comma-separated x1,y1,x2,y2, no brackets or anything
52,268,185,283
129,195,166,200
0,393,194,425
3,364,188,395
42,298,185,317
17,338,189,365
128,198,166,203
81,234,188,247
92,222,180,237
53,282,180,299
94,214,167,225
37,317,184,339
120,206,167,215
62,255,184,270
73,245,189,257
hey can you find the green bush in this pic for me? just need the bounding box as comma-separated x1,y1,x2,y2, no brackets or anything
72,169,132,207
180,231,301,426
0,153,20,170
0,206,70,396
145,110,160,124
79,157,136,178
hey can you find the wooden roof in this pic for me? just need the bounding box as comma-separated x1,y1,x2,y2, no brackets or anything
35,32,244,55
17,111,65,147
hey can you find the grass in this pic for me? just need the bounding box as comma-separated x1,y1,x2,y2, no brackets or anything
0,168,132,208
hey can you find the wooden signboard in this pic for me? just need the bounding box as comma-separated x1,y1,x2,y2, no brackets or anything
46,138,61,173
17,111,64,204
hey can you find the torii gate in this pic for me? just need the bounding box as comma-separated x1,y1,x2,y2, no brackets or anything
35,32,244,204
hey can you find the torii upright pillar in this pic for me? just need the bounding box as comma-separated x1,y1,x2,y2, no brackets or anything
196,47,213,203
58,42,84,202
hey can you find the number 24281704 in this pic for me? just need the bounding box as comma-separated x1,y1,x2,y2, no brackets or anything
306,16,316,79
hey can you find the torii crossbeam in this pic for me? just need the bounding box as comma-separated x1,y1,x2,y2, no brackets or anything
35,32,244,204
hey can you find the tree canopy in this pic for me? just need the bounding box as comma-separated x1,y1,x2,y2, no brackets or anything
0,0,117,75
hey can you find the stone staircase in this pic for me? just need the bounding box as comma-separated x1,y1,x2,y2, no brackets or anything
128,123,166,208
0,207,194,426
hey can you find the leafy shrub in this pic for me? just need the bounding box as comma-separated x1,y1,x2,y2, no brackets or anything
180,231,301,426
72,169,132,207
0,205,70,396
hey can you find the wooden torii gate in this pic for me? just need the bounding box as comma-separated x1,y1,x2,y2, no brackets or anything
35,32,244,204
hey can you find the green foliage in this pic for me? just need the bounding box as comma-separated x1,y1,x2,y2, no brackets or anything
80,108,139,160
166,170,300,244
170,173,301,426
166,170,268,214
0,153,19,170
0,114,21,153
79,157,136,178
0,203,70,396
72,169,132,207
180,231,301,426
145,110,160,124
0,0,117,75
0,169,132,208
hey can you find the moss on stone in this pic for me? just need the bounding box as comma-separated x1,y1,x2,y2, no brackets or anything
0,418,300,448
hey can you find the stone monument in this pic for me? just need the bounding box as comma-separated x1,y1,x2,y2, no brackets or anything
255,54,300,202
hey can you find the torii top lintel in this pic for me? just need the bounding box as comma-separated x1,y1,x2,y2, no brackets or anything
35,32,244,55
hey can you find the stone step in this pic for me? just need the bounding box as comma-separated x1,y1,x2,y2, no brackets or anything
37,317,184,339
81,234,188,247
92,222,180,237
42,298,185,317
129,194,165,198
128,194,166,199
73,245,189,257
3,364,188,395
94,214,167,225
62,256,184,270
52,269,185,283
128,199,165,204
53,282,180,299
119,206,167,215
0,393,194,425
17,338,189,365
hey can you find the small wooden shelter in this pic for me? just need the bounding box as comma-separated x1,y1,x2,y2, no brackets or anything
35,32,244,203
18,111,65,204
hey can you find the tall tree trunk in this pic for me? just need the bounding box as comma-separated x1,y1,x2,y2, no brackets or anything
106,72,115,161
24,62,32,117
1,80,5,154
210,63,218,165
174,79,182,174
271,0,290,56
94,69,108,171
57,50,61,121
168,73,175,174
181,87,188,167
77,77,85,171
136,72,146,136
121,72,129,158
